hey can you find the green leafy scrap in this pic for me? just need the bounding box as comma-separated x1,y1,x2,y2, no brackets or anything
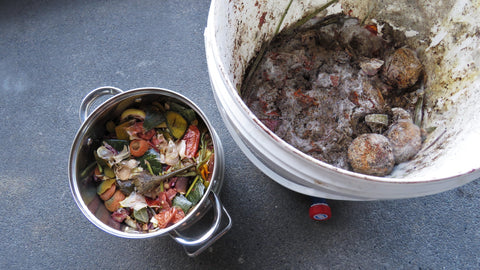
133,208,149,223
172,195,193,214
143,106,166,131
104,139,129,152
168,102,197,123
137,149,163,175
186,179,205,205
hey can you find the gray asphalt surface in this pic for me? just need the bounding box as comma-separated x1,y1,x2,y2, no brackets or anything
1,0,479,269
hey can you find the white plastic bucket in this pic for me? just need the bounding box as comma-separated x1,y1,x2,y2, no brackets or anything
204,0,480,200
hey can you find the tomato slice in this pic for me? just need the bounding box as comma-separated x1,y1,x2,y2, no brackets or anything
145,192,170,210
154,208,175,229
183,125,200,158
172,207,185,224
165,188,177,202
154,207,185,228
145,196,159,207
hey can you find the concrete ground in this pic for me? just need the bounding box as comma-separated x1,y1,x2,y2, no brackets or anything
1,0,479,269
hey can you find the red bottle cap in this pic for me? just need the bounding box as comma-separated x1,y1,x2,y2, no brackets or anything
309,203,331,221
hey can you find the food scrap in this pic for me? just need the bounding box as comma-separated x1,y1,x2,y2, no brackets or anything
242,14,425,176
88,100,214,231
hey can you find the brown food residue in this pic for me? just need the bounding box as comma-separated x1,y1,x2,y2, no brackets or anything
241,14,424,175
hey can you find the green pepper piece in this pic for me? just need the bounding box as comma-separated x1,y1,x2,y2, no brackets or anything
172,195,193,214
186,179,205,205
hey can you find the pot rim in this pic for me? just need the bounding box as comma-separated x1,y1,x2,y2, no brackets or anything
68,87,224,238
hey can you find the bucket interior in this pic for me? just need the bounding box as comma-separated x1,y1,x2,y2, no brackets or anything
206,0,480,181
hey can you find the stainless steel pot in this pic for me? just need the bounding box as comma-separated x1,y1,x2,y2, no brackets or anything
204,0,480,200
68,86,231,257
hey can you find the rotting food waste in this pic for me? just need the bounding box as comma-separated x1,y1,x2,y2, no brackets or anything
241,14,425,176
83,100,215,231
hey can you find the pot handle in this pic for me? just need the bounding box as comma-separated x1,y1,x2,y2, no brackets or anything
79,86,124,123
169,191,232,257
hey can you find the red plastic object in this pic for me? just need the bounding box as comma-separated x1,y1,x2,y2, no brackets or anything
309,199,332,221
